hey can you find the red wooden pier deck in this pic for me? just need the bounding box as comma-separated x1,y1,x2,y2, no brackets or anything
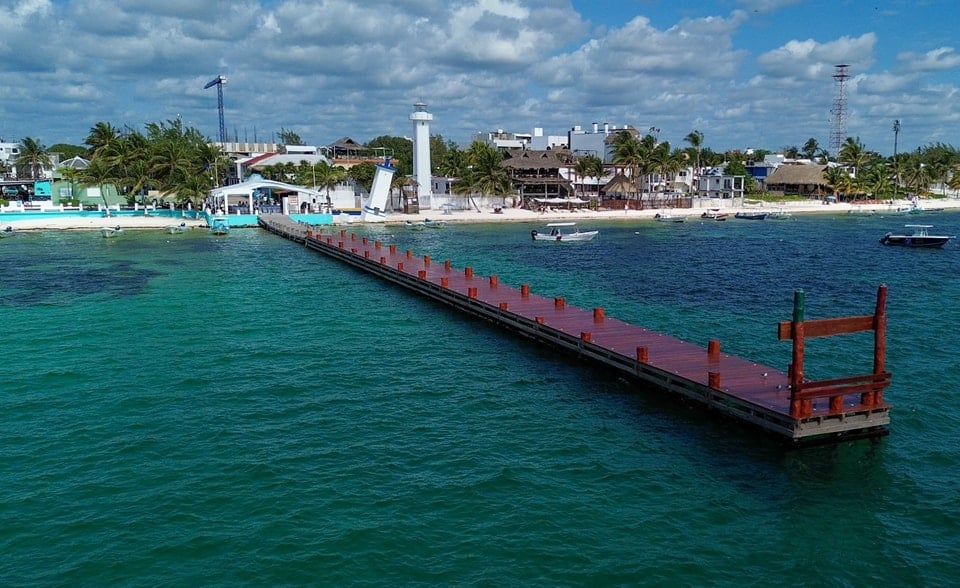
260,215,891,445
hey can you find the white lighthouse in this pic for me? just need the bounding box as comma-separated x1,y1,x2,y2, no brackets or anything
409,101,433,206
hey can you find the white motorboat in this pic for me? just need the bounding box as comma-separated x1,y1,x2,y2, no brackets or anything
166,222,189,234
423,218,447,229
100,226,123,238
700,209,728,220
654,211,685,223
405,220,426,230
768,208,793,220
880,224,954,248
530,222,598,242
209,217,230,235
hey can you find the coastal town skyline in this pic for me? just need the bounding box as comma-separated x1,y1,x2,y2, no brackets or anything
1,0,958,155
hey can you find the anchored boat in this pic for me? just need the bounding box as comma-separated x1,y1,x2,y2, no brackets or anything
531,222,598,242
880,224,954,248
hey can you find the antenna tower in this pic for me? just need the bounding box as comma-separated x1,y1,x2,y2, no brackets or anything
203,75,228,143
830,64,849,153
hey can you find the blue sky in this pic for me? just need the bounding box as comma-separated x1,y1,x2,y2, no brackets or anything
1,0,958,156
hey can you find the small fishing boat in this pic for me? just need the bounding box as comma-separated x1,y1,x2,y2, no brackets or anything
768,208,793,220
734,211,768,220
0,226,15,238
879,224,954,248
166,222,189,234
654,211,685,223
701,209,728,221
423,218,447,229
405,220,426,230
530,222,598,242
209,217,230,235
100,226,123,238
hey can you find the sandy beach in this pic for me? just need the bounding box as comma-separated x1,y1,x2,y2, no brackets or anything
3,199,959,231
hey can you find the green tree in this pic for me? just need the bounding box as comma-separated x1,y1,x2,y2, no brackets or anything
823,166,853,200
278,128,303,145
463,142,511,197
85,122,122,158
683,130,704,179
79,157,116,213
801,138,819,160
14,137,52,180
348,162,376,194
611,131,644,198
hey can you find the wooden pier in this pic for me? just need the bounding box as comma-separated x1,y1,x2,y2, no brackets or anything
259,215,892,445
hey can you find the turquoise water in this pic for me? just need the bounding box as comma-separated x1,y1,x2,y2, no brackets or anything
2,213,959,586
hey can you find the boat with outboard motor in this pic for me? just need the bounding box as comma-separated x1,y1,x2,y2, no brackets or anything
530,222,598,242
879,224,954,248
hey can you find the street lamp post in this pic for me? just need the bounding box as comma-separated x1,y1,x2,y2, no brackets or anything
893,119,901,200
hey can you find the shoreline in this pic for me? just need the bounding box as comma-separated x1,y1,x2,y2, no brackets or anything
3,199,959,231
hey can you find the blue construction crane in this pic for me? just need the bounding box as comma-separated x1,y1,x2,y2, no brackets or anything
204,75,227,142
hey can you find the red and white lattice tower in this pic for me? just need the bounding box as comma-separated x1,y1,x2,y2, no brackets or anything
830,64,849,153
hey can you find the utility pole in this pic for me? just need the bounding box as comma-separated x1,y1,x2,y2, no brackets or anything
893,119,901,200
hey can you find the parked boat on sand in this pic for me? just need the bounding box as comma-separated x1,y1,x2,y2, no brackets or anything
100,226,123,238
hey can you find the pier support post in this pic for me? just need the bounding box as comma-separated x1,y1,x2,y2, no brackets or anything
708,339,720,360
535,316,544,324
521,284,530,298
424,255,430,265
868,284,889,406
375,240,381,249
555,297,565,309
789,289,806,418
445,260,452,271
709,371,721,390
440,277,449,288
490,275,498,287
636,347,649,363
380,256,386,265
406,249,413,258
468,287,478,298
398,262,404,271
390,244,397,254
581,332,592,343
465,267,473,278
418,270,426,279
593,307,605,323
362,236,368,245
351,233,356,241
364,251,370,259
499,302,508,311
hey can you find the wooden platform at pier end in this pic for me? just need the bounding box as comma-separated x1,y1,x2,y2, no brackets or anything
259,215,892,445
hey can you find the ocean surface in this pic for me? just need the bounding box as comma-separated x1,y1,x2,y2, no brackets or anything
2,211,959,586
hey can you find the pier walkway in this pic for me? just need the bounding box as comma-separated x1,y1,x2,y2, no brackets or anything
259,215,891,445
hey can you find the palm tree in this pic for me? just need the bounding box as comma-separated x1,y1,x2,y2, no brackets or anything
683,130,704,185
902,156,930,196
572,154,604,206
838,136,870,177
79,157,116,213
313,161,347,204
823,166,852,200
801,138,819,160
15,137,52,180
465,142,511,198
85,122,121,159
611,131,644,200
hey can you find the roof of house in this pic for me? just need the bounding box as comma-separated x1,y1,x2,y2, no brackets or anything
500,149,573,169
602,172,637,193
765,164,828,185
